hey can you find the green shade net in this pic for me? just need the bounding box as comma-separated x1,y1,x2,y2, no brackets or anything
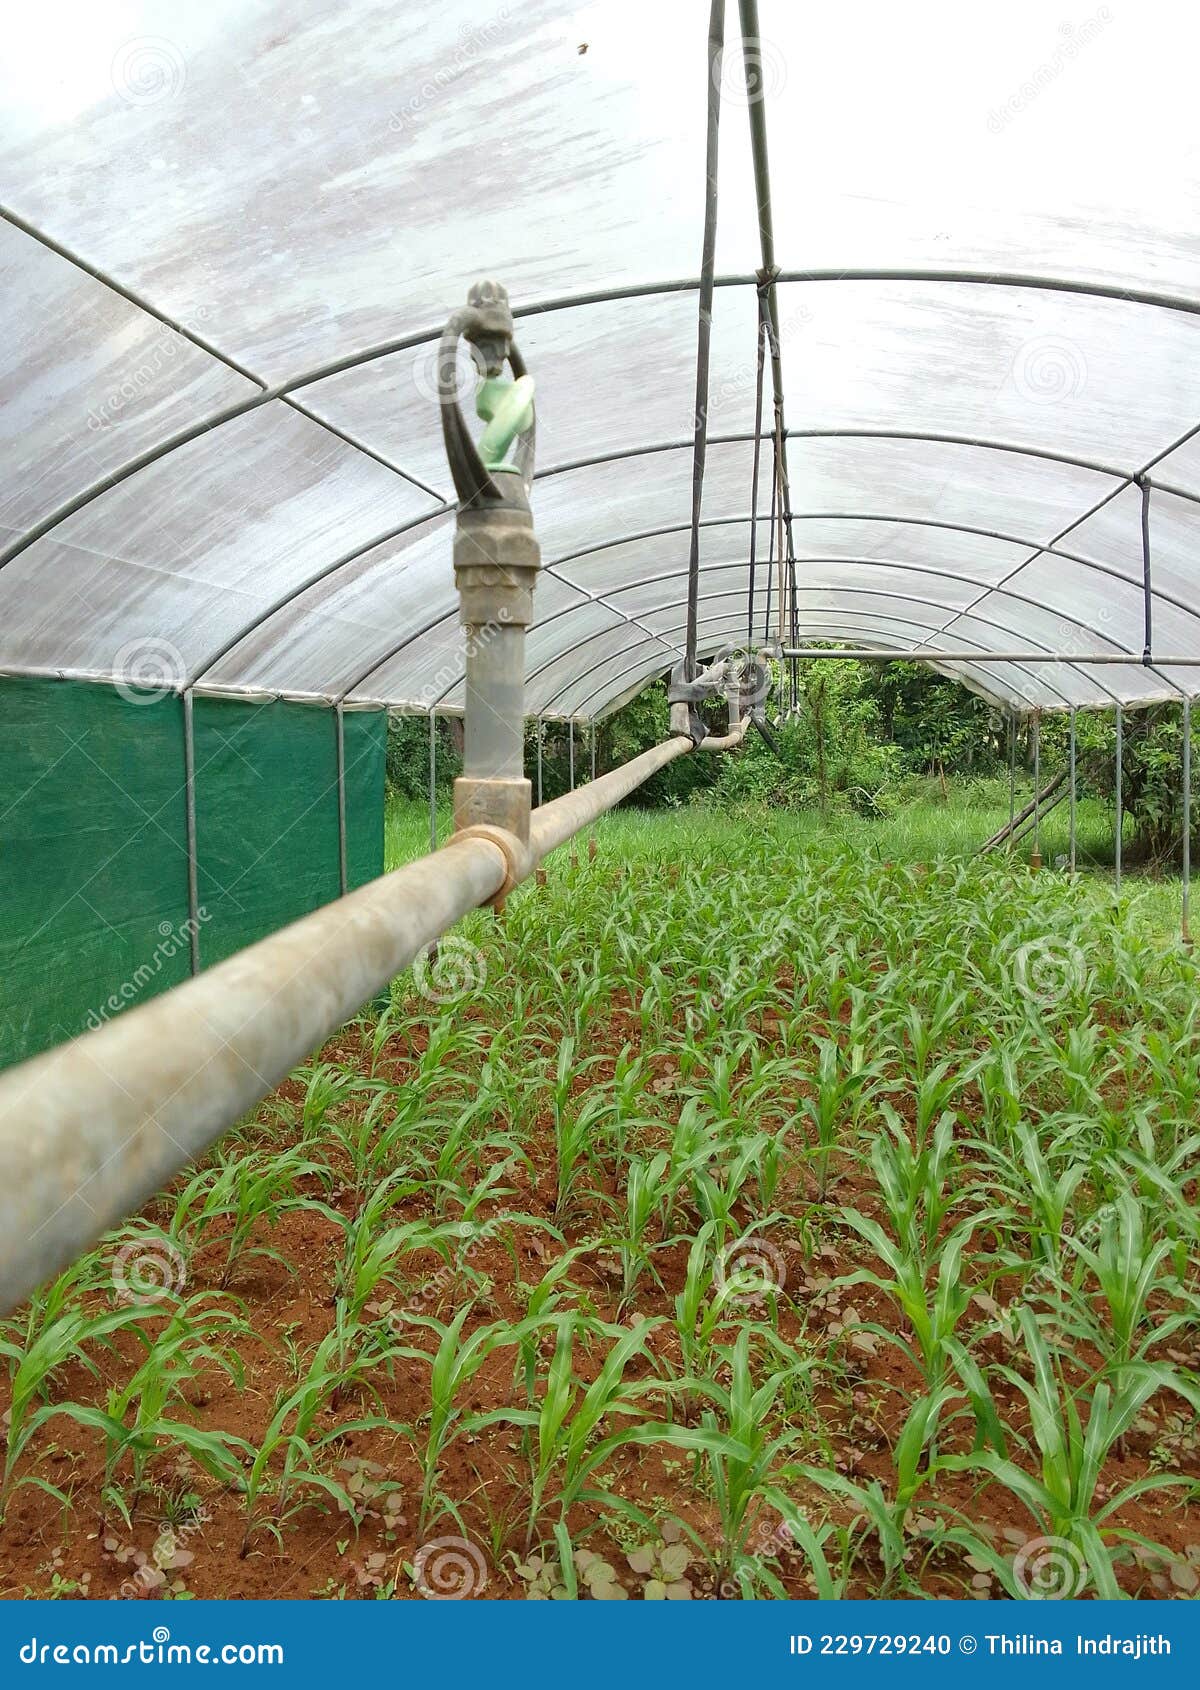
192,696,340,968
0,675,191,1065
193,697,386,967
0,680,388,1069
342,707,388,891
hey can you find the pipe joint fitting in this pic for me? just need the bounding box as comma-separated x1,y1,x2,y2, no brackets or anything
668,658,725,746
453,502,541,629
453,775,532,847
450,819,531,905
454,570,539,631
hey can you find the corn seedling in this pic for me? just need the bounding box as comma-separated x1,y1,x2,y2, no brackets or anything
942,1305,1192,1597
683,1328,815,1586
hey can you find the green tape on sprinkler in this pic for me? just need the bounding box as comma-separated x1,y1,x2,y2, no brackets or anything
476,374,535,471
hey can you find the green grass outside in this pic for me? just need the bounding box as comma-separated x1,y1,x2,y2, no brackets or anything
386,777,1191,945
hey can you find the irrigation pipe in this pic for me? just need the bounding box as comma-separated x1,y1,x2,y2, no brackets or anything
0,728,735,1312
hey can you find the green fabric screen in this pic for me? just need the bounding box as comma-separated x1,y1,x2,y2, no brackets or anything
0,679,389,1070
192,696,341,968
342,708,388,892
192,698,387,967
0,675,191,1065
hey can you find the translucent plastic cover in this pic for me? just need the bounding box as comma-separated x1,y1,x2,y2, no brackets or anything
3,0,1200,716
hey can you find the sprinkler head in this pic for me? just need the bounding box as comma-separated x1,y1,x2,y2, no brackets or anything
439,278,536,508
465,278,515,375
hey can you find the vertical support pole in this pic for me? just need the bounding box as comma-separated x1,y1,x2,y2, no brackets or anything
335,702,348,898
1183,696,1191,946
569,720,575,792
445,279,538,847
590,719,597,783
683,0,726,680
536,716,543,808
1007,711,1016,851
1030,711,1042,870
1068,708,1077,875
182,688,201,975
428,711,438,853
1115,703,1123,893
1140,477,1154,664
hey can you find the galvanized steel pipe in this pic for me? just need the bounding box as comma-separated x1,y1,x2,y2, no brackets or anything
696,718,751,753
779,647,1200,665
1068,708,1077,873
1184,696,1192,945
461,590,529,784
1115,703,1124,892
442,280,539,846
1008,712,1017,849
428,710,438,852
527,734,693,863
1032,712,1041,866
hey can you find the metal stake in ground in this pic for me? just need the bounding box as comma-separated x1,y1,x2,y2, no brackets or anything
1068,708,1077,874
1115,703,1123,894
428,710,438,852
1007,710,1016,850
1184,696,1192,947
336,703,348,897
1030,712,1042,872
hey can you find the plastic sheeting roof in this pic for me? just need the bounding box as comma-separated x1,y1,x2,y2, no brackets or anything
3,0,1200,718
